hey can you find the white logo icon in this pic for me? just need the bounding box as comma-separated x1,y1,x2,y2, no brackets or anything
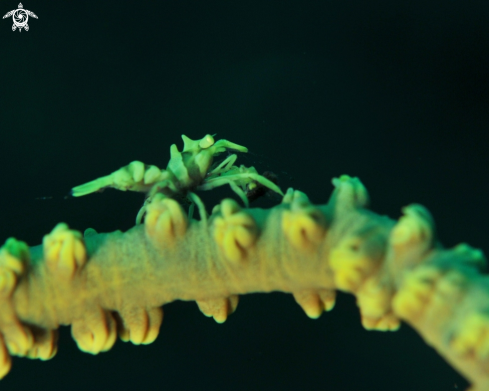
3,3,37,32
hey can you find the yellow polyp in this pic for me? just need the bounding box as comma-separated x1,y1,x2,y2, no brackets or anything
357,294,389,319
389,205,434,256
5,325,34,356
304,306,322,319
71,310,118,355
141,307,164,345
293,291,324,319
293,289,336,317
42,224,86,279
43,345,58,361
329,237,377,292
213,199,257,263
128,324,146,345
391,284,431,319
331,175,370,208
71,326,95,354
196,296,239,323
145,195,188,248
213,313,227,323
25,330,58,361
355,276,395,324
321,291,336,311
362,314,400,331
396,266,439,304
116,306,163,346
282,209,325,251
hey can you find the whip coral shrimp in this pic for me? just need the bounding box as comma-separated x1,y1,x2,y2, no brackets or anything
71,134,284,223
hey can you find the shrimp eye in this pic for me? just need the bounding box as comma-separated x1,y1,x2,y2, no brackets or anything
199,134,215,149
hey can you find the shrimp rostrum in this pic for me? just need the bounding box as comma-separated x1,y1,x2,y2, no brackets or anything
71,134,284,223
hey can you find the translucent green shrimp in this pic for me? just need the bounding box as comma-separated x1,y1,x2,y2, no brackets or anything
71,134,284,223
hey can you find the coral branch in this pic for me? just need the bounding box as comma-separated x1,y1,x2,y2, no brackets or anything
0,138,488,390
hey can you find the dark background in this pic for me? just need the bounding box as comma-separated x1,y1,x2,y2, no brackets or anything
1,1,488,390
